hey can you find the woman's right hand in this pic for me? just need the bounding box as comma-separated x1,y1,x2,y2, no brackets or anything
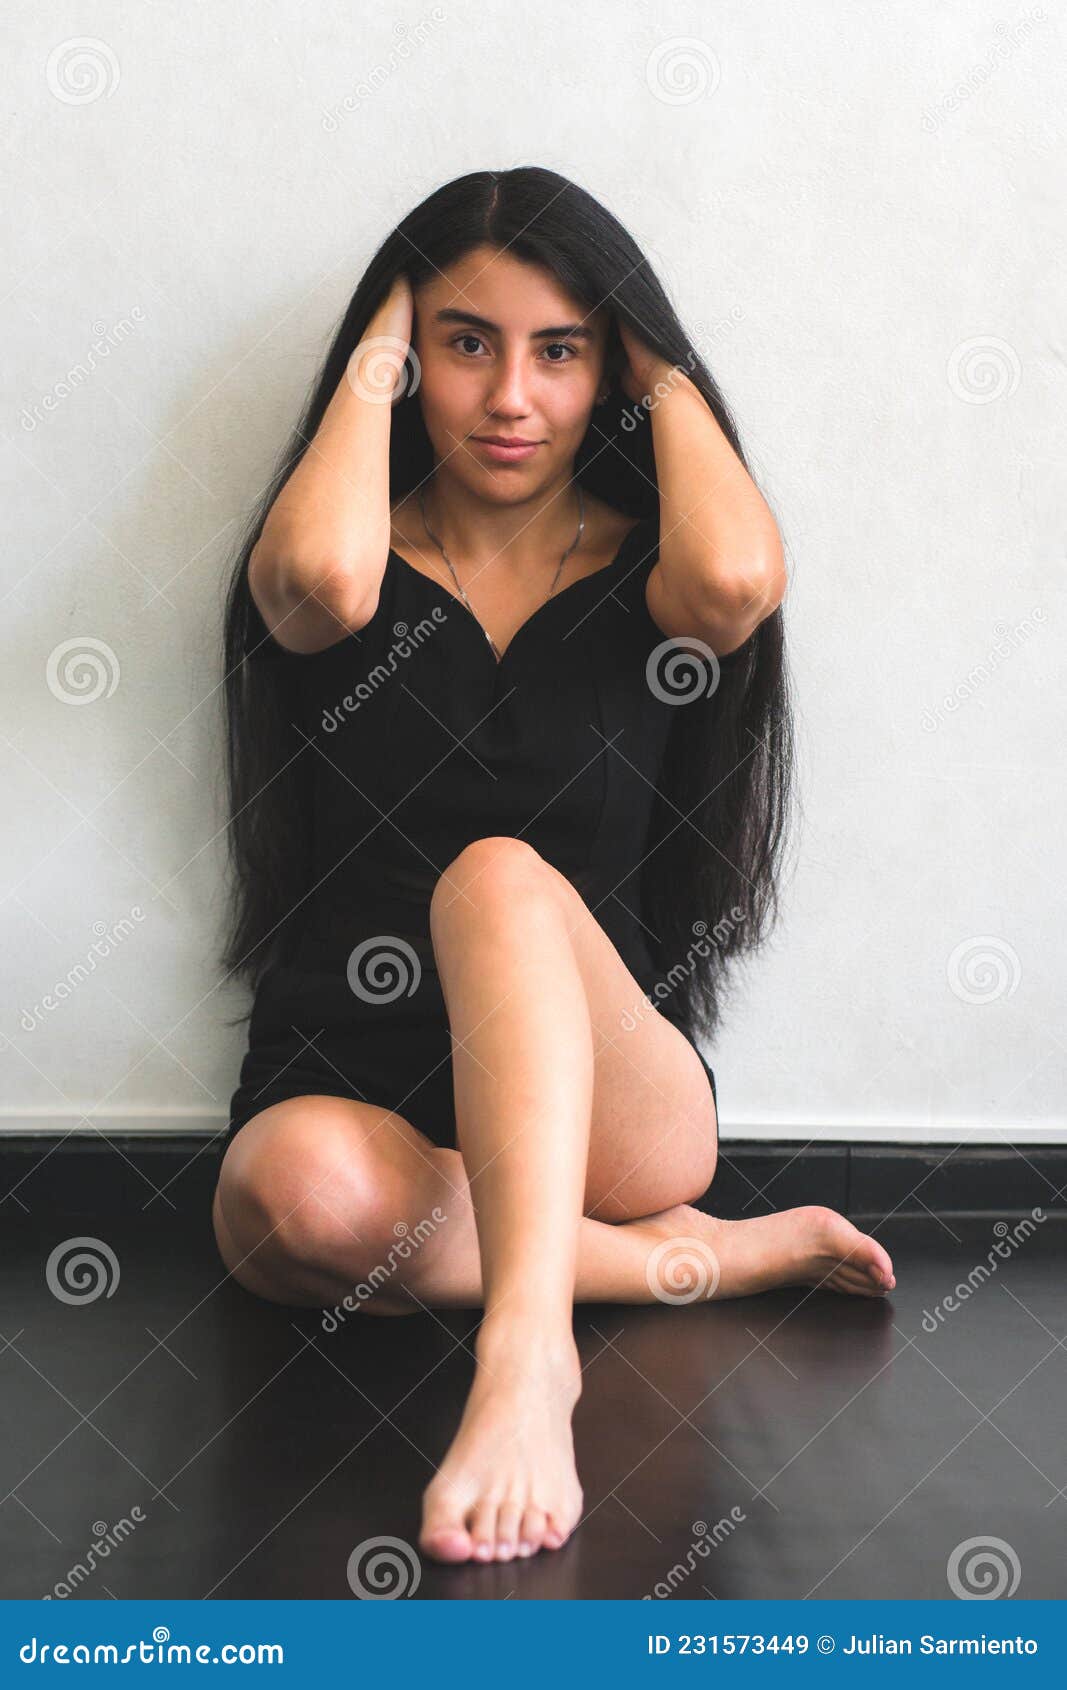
352,273,415,403
372,271,414,341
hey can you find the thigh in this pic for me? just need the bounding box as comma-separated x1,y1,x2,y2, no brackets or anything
434,838,718,1224
574,912,719,1223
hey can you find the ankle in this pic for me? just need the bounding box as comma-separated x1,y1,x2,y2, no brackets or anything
475,1307,579,1376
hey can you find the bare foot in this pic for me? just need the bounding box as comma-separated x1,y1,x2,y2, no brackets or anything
636,1203,896,1302
419,1322,583,1565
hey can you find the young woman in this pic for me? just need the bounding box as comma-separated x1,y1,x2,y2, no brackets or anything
213,167,895,1569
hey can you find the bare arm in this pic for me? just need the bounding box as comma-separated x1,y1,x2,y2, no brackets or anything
615,320,786,655
643,369,786,654
249,275,413,654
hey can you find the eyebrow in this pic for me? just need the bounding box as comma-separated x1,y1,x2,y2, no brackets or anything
433,308,596,342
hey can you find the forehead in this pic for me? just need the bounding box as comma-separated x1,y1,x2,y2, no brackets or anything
417,245,607,335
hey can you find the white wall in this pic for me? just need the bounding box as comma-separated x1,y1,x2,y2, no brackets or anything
3,0,1062,1143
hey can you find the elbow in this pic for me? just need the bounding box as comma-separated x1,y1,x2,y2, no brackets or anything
690,549,785,657
250,541,381,644
296,560,380,629
717,539,787,625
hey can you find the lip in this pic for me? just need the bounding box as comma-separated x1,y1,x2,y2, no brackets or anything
473,436,542,463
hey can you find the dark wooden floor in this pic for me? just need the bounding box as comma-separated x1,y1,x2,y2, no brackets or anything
2,1138,1064,1600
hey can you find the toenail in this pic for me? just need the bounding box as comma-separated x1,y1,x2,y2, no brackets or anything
519,1541,532,1555
474,1542,492,1559
498,1542,514,1556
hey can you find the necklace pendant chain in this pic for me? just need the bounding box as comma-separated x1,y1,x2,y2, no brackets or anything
417,482,586,661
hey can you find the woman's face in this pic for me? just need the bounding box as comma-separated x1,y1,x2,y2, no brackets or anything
411,244,611,500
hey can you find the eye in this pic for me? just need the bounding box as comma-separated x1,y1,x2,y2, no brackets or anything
448,334,580,363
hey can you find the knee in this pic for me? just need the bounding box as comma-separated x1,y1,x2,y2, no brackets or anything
216,1113,399,1279
429,835,549,930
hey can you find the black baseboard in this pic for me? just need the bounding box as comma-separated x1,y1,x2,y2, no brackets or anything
1,1135,1063,1225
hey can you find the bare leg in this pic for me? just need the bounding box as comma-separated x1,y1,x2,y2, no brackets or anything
416,840,893,1565
414,842,594,1564
215,1107,895,1315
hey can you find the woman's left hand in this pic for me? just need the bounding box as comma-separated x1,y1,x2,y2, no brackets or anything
616,317,674,404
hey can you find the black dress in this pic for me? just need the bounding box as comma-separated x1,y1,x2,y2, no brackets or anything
226,514,718,1150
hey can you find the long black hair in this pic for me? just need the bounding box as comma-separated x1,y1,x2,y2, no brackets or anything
220,167,796,1044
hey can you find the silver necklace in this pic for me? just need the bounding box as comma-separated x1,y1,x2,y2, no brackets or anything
416,483,586,662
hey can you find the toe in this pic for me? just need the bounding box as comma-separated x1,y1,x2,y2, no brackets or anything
419,1489,474,1563
494,1500,523,1560
857,1232,894,1284
840,1275,886,1297
837,1263,888,1296
518,1505,547,1556
818,1260,885,1297
468,1501,497,1563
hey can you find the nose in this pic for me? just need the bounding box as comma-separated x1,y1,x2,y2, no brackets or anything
483,353,533,418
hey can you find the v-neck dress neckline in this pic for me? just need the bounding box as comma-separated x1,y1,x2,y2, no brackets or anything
385,517,645,670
